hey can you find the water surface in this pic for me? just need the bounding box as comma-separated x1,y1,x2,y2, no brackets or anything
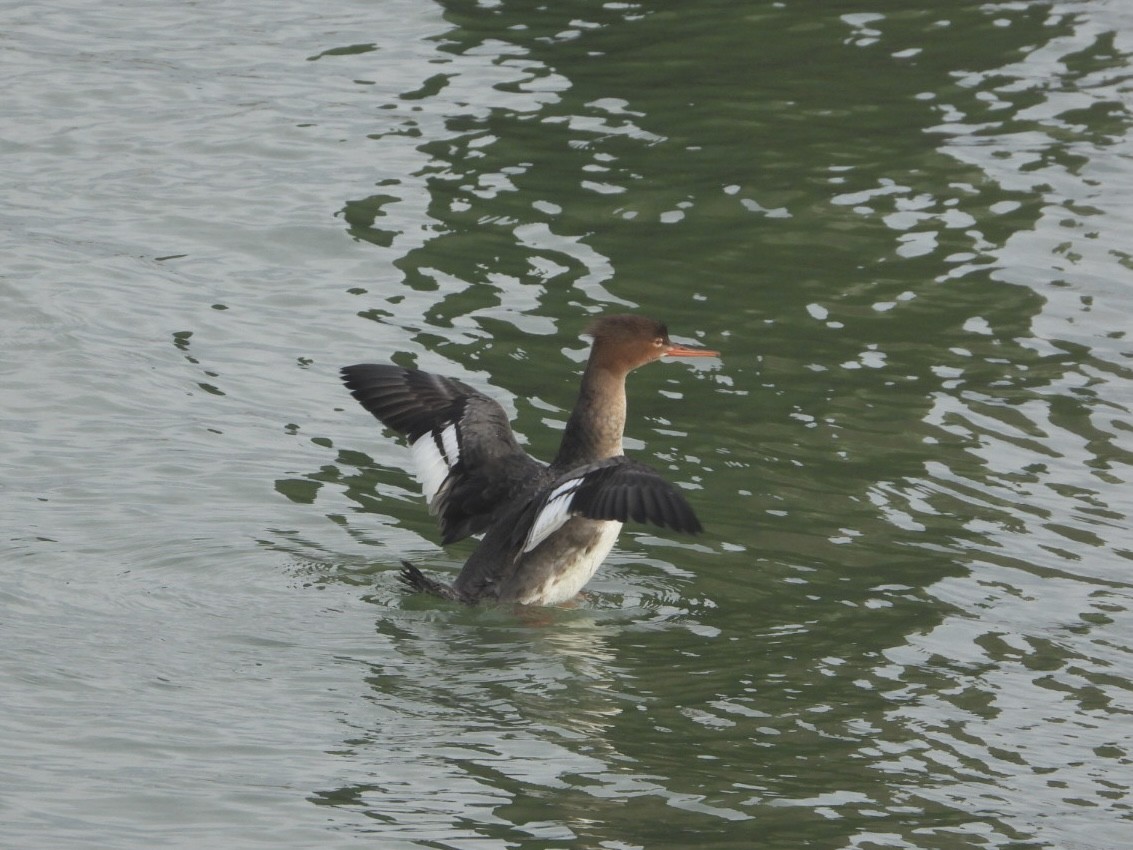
3,1,1132,848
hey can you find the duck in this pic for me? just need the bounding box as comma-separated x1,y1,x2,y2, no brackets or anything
340,314,719,605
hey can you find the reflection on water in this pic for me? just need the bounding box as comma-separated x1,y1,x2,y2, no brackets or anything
311,602,757,847
317,2,1133,848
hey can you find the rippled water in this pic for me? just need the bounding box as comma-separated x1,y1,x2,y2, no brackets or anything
3,1,1132,848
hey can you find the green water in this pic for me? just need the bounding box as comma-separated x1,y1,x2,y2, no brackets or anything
3,1,1131,848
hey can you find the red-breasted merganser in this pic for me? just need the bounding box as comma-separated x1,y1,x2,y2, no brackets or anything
341,314,719,605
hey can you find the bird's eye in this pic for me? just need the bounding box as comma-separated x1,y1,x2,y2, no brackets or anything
654,337,665,347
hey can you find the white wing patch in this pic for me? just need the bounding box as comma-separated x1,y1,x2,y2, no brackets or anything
440,422,460,470
409,423,461,507
522,477,584,553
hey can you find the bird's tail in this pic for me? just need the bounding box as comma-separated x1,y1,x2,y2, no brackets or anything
398,561,463,602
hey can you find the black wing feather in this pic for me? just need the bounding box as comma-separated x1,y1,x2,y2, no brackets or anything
341,364,544,543
558,457,703,535
342,366,475,441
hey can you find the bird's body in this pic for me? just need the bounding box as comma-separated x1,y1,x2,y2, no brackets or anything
341,314,718,605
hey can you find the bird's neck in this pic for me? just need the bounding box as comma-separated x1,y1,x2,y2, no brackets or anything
552,362,627,469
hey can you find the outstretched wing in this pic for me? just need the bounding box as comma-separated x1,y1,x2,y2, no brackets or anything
341,364,544,543
518,457,703,554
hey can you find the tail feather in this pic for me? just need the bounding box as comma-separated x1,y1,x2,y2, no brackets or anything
398,561,463,602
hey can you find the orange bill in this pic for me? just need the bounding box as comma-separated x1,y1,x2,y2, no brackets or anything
664,343,720,358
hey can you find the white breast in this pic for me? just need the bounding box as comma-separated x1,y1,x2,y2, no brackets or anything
520,520,623,605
